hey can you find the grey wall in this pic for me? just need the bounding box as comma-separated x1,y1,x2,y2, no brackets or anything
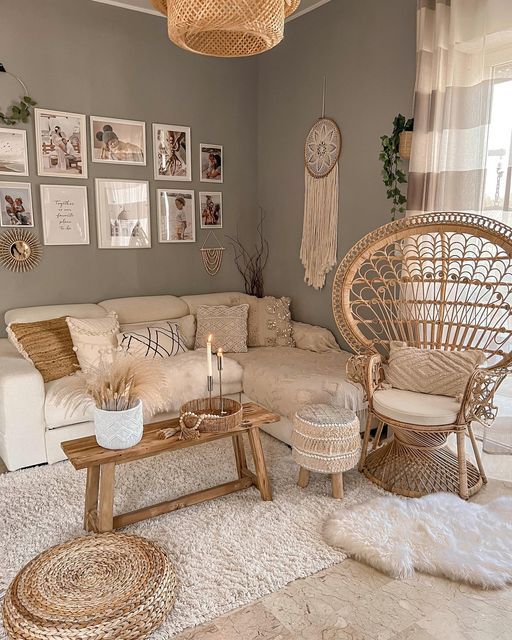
0,0,258,334
257,0,416,344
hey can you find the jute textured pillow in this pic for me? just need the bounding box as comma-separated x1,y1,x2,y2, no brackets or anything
195,304,249,353
66,312,120,371
386,341,485,398
248,296,295,347
7,317,79,382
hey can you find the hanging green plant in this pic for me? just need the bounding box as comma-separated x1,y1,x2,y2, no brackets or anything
379,113,413,220
0,64,37,126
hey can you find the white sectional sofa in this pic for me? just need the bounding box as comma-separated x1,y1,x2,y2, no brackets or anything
0,292,365,471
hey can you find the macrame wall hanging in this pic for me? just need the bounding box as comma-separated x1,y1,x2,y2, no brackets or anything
201,230,224,276
300,78,341,290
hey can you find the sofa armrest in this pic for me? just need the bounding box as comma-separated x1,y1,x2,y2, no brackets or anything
291,321,341,353
0,338,47,470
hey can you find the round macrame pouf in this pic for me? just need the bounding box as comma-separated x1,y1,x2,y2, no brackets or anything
2,533,178,640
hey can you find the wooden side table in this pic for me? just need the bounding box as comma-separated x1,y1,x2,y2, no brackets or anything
62,402,279,533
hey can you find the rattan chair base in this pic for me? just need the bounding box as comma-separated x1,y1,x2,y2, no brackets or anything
362,439,483,499
2,533,178,640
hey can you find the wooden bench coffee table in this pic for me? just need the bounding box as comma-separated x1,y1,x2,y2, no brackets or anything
62,402,279,533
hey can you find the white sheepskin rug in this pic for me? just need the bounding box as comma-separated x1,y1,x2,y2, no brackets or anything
324,492,512,589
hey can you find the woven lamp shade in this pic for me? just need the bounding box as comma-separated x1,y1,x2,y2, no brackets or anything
151,0,301,57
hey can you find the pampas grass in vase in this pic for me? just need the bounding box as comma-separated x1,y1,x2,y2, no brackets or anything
57,352,169,450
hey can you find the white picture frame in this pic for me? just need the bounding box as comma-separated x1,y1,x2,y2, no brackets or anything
95,178,151,249
40,184,89,246
157,189,196,243
153,123,191,181
0,128,29,176
34,108,88,178
200,143,223,183
199,191,223,229
90,116,146,166
0,181,34,227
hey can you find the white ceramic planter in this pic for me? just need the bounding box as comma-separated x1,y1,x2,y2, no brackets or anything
94,400,143,450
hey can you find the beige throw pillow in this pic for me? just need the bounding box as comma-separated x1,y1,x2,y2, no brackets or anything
292,321,340,353
248,296,295,347
66,312,120,371
195,304,249,353
386,341,485,398
7,316,79,382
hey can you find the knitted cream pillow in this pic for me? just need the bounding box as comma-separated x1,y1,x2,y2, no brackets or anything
66,312,120,371
248,296,295,347
194,304,249,352
385,341,485,398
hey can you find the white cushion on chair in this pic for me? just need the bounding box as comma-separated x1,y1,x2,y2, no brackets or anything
373,388,460,426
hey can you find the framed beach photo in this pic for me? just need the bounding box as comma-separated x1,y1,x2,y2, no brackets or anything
0,128,29,176
200,143,223,183
34,108,87,178
40,184,89,246
153,124,191,181
157,189,195,243
199,191,223,229
90,116,146,166
95,179,151,249
0,182,34,227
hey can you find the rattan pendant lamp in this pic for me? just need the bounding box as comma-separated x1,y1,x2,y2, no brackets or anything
151,0,301,57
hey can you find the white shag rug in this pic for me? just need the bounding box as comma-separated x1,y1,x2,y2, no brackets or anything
0,434,381,639
324,492,512,589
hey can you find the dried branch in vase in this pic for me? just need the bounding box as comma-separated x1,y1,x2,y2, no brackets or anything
55,352,169,419
227,208,269,298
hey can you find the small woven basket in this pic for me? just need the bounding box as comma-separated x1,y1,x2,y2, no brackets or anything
180,397,243,433
399,131,413,160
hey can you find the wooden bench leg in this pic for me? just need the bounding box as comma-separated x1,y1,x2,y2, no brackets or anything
232,434,248,479
84,465,100,532
247,427,272,501
98,462,116,532
332,473,344,499
297,467,310,488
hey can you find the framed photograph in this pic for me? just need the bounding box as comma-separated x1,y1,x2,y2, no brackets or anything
199,191,223,229
0,182,33,227
157,189,195,243
95,179,151,249
34,108,87,178
153,124,191,181
40,184,89,246
91,116,146,166
0,128,29,176
200,143,223,183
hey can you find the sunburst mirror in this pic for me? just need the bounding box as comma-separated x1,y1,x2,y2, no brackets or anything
0,228,42,272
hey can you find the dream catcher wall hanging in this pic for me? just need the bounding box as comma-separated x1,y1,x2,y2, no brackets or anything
201,230,224,276
300,78,341,290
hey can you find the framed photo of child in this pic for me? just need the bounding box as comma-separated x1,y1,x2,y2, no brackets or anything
200,143,223,183
34,108,87,178
90,116,146,166
153,124,191,181
199,191,222,229
157,189,195,243
0,182,34,227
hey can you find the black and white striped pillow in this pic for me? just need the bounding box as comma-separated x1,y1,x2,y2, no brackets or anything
118,321,187,359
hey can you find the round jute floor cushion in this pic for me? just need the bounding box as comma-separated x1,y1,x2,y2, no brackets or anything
2,533,178,640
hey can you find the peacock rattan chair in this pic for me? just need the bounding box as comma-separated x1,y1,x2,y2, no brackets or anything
332,212,512,499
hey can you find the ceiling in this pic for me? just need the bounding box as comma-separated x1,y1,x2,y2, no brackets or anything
90,0,331,21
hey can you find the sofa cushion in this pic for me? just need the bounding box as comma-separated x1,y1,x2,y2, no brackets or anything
118,321,188,358
229,347,365,420
121,315,196,349
292,321,340,353
99,295,189,325
66,312,120,370
5,303,106,326
7,317,79,383
195,304,249,352
249,296,294,347
373,388,460,426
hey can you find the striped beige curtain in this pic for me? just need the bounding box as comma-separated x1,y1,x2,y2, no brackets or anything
408,0,512,217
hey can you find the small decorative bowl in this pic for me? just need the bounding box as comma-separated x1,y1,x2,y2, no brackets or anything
179,397,243,433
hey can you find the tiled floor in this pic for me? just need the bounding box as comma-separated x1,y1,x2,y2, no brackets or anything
1,441,510,639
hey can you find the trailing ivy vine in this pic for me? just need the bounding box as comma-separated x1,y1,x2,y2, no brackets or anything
0,96,37,126
380,114,413,220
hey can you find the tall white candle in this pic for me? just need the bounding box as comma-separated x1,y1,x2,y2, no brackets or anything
206,334,213,377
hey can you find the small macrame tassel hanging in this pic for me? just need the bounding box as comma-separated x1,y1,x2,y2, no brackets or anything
301,77,341,290
201,230,224,276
